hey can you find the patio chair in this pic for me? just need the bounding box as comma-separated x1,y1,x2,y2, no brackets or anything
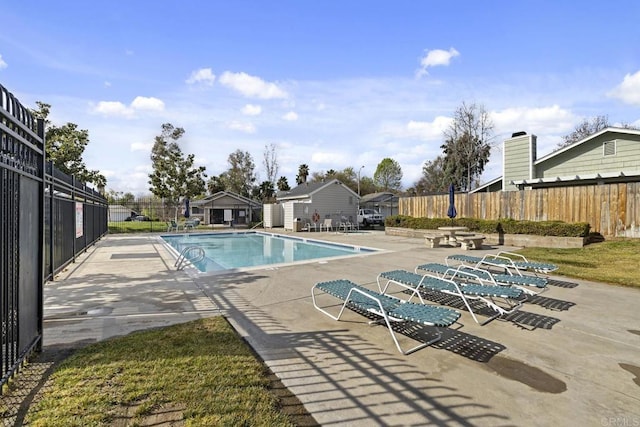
312,279,461,355
167,220,181,232
415,262,548,296
320,218,333,232
377,270,523,326
339,216,356,232
446,251,558,276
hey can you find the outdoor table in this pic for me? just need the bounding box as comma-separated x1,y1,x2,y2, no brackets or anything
437,226,469,245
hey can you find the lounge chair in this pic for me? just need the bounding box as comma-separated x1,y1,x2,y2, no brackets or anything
377,270,523,325
415,262,548,296
311,279,461,355
447,251,558,275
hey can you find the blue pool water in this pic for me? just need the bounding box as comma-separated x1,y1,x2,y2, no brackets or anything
161,231,378,273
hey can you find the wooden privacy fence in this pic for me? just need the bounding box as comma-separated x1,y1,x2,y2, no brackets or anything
399,182,640,237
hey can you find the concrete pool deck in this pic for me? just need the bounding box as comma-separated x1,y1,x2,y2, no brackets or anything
42,230,640,426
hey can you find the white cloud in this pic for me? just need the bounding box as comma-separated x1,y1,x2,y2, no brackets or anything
405,116,452,139
608,70,640,105
416,48,459,77
311,151,344,165
130,142,153,152
242,104,262,115
382,116,451,140
92,96,164,117
0,54,7,69
282,111,298,121
186,67,216,86
219,71,288,99
491,105,574,134
104,81,111,87
227,121,256,133
93,101,132,117
130,96,165,111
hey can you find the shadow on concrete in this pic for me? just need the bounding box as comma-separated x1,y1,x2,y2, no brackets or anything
202,281,512,426
525,294,575,311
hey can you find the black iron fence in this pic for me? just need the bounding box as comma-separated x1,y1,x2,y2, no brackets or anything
0,83,107,392
1,83,46,390
44,163,108,280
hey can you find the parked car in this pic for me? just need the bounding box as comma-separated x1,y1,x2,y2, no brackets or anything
357,209,384,226
134,215,150,221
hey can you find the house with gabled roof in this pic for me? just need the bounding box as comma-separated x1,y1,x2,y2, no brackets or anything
472,127,640,193
190,191,261,226
268,179,360,231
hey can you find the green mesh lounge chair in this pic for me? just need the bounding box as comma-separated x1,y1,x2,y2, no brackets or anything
377,270,523,326
415,262,548,296
446,251,558,276
311,279,460,355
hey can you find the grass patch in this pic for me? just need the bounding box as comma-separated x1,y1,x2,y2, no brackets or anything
25,317,305,426
514,239,640,288
108,221,169,234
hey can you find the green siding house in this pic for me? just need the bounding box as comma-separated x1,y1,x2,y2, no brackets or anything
473,127,640,193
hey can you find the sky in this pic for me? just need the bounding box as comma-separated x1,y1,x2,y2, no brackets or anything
1,1,640,195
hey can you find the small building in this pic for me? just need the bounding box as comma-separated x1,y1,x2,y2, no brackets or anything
273,179,360,231
191,191,261,226
472,127,640,193
108,204,137,222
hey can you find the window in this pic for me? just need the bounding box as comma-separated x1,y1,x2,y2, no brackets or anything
603,140,616,156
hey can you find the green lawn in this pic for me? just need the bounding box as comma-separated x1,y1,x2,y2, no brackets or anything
24,318,303,426
514,238,640,288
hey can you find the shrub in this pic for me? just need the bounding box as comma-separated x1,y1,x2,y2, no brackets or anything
384,216,589,237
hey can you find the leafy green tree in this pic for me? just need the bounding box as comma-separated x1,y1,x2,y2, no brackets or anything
221,149,257,197
309,167,360,193
374,158,403,191
441,102,493,192
358,176,377,195
207,175,226,194
148,123,207,219
414,156,448,194
277,176,290,191
296,164,309,184
30,101,106,188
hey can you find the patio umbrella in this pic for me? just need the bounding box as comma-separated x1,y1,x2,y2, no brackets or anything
184,198,191,218
447,184,457,221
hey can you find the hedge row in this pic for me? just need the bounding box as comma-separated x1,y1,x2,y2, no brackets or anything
384,215,590,237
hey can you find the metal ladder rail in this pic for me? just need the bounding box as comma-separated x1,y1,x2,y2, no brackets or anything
175,246,205,270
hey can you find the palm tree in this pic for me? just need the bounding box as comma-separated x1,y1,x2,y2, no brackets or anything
277,176,290,191
296,164,309,184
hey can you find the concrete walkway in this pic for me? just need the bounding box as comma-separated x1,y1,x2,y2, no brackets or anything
43,231,640,426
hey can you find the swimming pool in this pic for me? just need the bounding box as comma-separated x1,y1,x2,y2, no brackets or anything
161,231,379,273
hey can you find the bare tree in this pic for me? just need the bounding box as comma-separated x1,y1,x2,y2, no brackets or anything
262,143,279,185
558,115,609,148
441,102,494,192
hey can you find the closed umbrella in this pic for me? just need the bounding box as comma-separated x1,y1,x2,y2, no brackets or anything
184,198,190,218
447,184,457,222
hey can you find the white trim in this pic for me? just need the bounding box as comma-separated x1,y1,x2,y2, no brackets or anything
511,170,640,185
535,127,640,165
